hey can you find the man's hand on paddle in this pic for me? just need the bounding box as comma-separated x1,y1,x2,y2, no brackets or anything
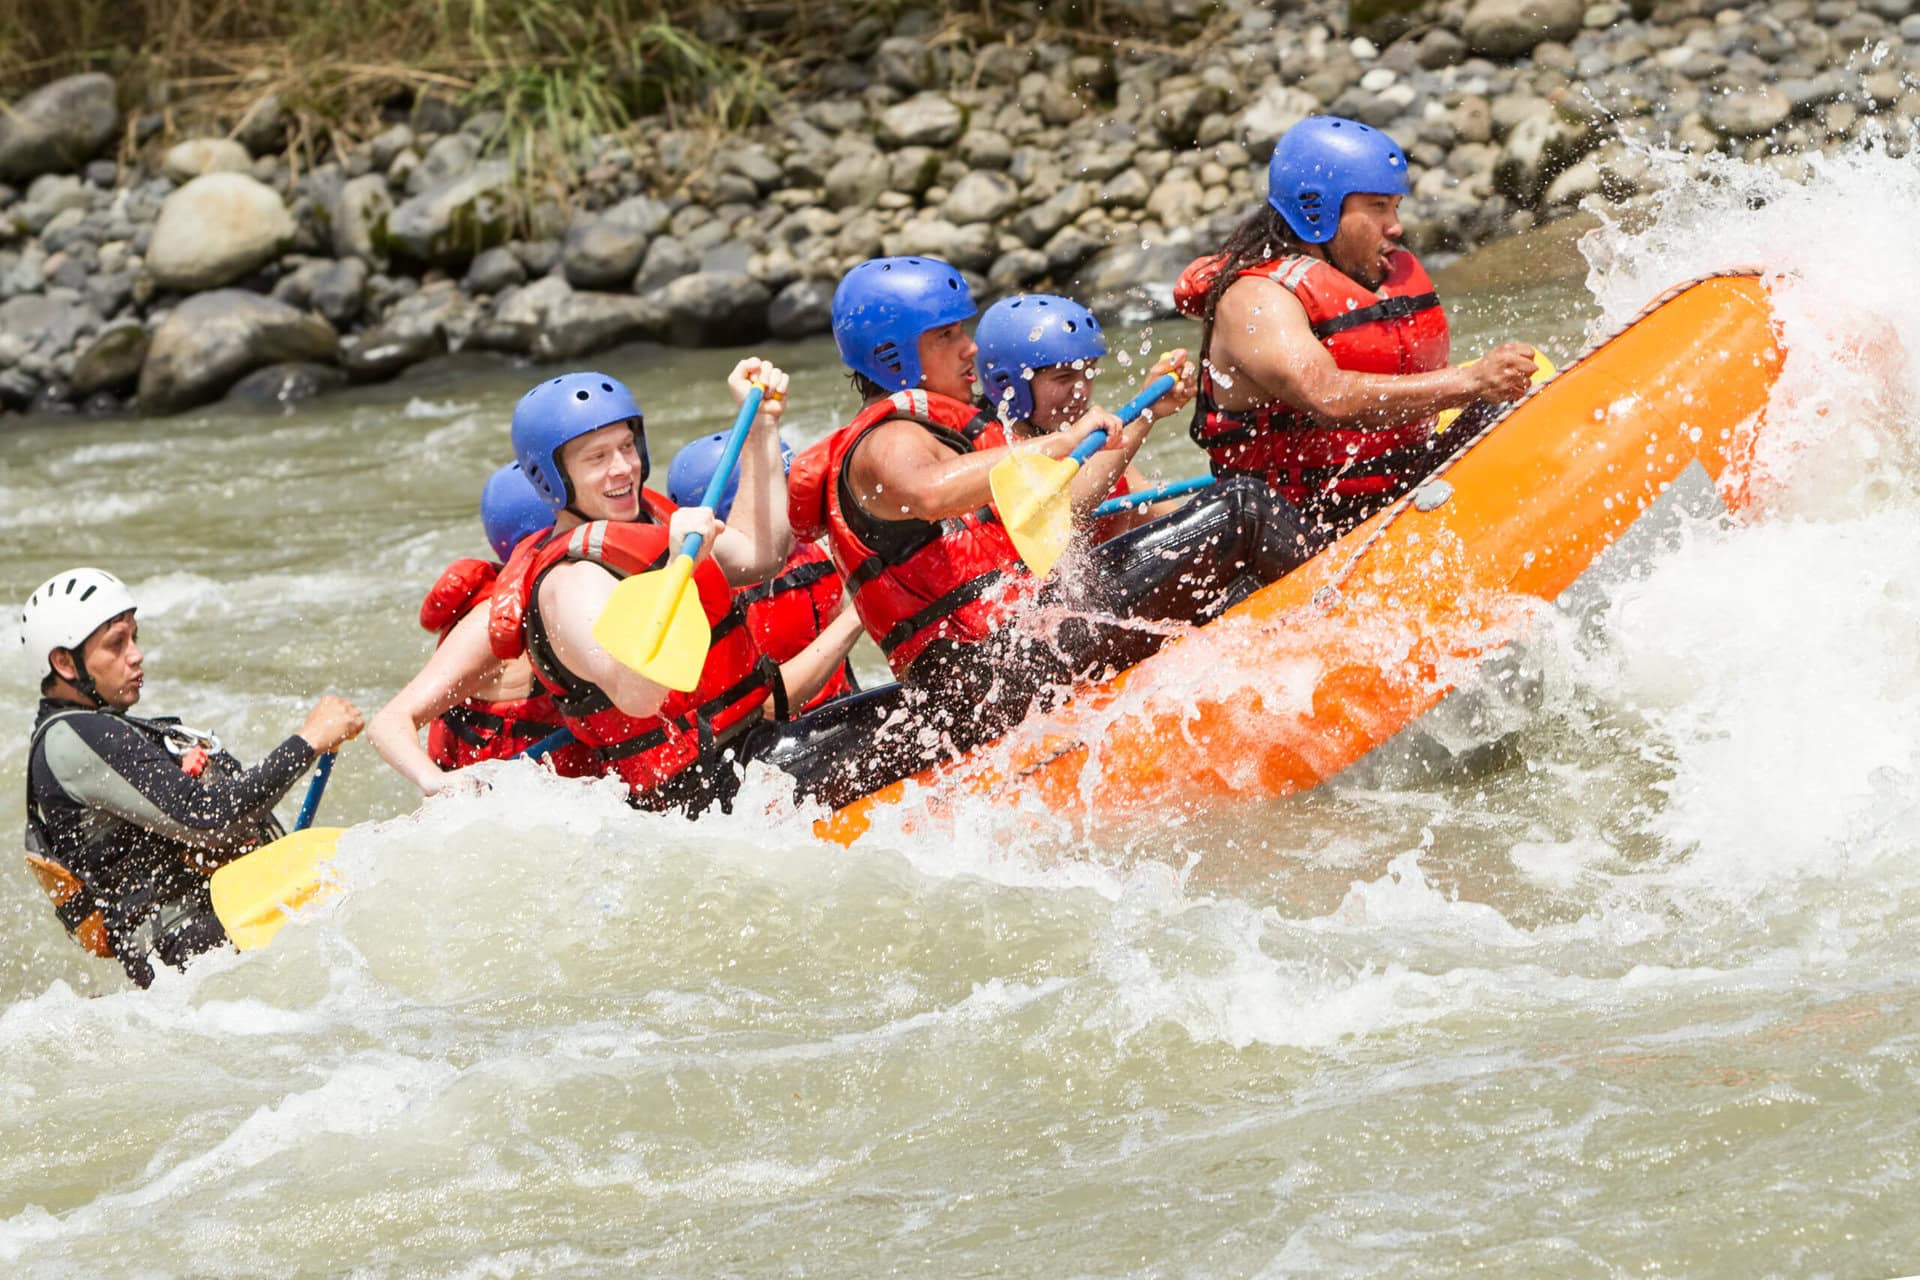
668,506,723,566
299,696,364,754
1471,343,1539,403
728,357,789,430
1138,348,1199,423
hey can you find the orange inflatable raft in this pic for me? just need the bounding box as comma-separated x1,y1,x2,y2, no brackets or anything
816,271,1784,846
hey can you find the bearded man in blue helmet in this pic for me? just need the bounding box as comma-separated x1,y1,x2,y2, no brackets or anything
1176,115,1539,534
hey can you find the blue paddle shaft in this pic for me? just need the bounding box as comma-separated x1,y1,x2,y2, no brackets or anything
1063,374,1178,467
1091,475,1216,519
294,751,334,832
680,384,768,565
518,728,576,761
1117,373,1177,425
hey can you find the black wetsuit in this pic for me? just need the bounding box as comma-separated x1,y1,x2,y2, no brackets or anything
25,699,315,986
739,476,1327,811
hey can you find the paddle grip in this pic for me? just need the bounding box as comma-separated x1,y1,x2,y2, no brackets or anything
294,751,334,832
671,381,766,568
1091,475,1215,519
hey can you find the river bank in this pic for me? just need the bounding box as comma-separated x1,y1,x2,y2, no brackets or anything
2,0,1916,421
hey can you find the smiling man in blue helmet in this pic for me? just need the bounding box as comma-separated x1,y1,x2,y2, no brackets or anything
1176,115,1538,534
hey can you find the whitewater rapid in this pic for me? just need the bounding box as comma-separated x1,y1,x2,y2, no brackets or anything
2,139,1919,1275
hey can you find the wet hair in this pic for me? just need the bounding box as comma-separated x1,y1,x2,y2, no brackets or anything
848,369,889,402
1198,205,1310,369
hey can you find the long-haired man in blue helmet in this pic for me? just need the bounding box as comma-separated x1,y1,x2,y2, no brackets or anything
1174,115,1538,535
975,293,1193,541
750,261,1324,812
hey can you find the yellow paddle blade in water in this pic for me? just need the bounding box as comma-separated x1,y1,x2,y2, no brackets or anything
592,555,711,693
209,825,346,951
1435,349,1558,432
991,449,1083,577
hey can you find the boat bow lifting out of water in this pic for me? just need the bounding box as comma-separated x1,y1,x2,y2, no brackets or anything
817,270,1785,845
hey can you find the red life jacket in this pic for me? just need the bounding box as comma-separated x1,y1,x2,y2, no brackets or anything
735,540,856,711
489,507,776,800
788,389,1032,677
1178,249,1450,514
417,558,594,776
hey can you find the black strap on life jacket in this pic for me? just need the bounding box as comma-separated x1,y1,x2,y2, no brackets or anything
1309,291,1440,340
877,569,1012,657
734,556,836,607
594,657,778,762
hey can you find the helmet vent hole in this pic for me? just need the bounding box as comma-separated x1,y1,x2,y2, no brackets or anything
1063,320,1076,332
575,390,589,401
79,585,96,601
874,341,903,373
601,382,613,392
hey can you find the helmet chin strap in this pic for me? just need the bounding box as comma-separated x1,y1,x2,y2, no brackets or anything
57,648,107,709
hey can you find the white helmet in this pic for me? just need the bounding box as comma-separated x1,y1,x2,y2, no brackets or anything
21,568,138,674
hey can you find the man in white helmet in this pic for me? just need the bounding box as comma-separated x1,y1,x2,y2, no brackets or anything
21,568,363,987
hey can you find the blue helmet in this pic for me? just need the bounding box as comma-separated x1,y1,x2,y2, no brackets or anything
480,462,555,560
510,371,647,511
974,294,1108,425
832,256,976,391
666,432,795,520
1266,116,1410,245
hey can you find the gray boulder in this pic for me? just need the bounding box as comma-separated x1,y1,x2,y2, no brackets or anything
1237,86,1320,153
70,321,149,396
633,234,698,294
989,248,1048,292
145,173,295,292
16,174,92,235
0,291,96,357
653,271,771,346
877,94,966,149
329,173,392,264
162,138,253,183
1706,86,1793,139
381,160,513,269
226,361,347,408
767,279,833,340
1462,0,1584,59
824,149,891,210
0,74,119,183
943,171,1019,225
308,258,369,327
563,216,651,289
883,218,995,271
462,246,525,294
406,133,481,196
138,290,339,413
536,289,667,361
874,36,936,91
1011,182,1091,247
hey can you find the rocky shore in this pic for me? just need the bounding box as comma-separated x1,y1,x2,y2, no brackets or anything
2,0,1917,419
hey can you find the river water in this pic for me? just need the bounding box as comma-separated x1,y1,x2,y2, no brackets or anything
3,141,1920,1276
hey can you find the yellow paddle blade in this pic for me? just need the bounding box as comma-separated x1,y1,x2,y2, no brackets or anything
592,555,711,692
990,449,1082,577
1436,349,1558,432
209,826,346,951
